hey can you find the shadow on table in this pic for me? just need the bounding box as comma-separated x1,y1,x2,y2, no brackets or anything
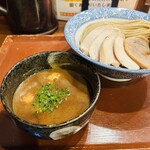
92,77,150,130
98,76,147,113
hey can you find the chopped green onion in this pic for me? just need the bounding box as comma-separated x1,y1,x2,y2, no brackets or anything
33,83,70,113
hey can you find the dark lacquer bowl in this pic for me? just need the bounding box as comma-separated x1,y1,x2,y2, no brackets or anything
0,51,100,140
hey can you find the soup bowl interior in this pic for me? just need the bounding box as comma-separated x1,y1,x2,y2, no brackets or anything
64,8,150,82
0,51,100,140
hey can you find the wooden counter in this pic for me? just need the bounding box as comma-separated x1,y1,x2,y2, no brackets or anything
0,16,150,150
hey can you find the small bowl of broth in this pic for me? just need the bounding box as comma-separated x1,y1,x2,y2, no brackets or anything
0,51,100,140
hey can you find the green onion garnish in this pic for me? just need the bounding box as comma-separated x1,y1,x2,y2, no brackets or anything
33,83,70,113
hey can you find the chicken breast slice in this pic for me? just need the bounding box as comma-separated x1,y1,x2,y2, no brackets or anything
79,25,112,55
99,31,120,67
125,36,150,69
80,22,107,43
114,34,140,70
89,27,115,61
75,21,93,49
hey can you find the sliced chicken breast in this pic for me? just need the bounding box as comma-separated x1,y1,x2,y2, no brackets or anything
99,32,120,67
75,21,94,49
80,22,106,43
89,27,115,61
114,33,140,70
79,25,112,55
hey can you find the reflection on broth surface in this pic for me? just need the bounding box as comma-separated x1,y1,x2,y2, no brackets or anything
13,68,90,125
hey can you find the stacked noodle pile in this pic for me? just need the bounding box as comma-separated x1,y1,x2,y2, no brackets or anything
77,19,150,69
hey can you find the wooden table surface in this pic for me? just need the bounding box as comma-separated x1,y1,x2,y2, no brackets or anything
0,15,150,150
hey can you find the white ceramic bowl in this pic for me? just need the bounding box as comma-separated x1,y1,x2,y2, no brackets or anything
64,7,150,81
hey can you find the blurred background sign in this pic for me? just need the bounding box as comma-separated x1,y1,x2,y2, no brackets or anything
52,0,148,21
